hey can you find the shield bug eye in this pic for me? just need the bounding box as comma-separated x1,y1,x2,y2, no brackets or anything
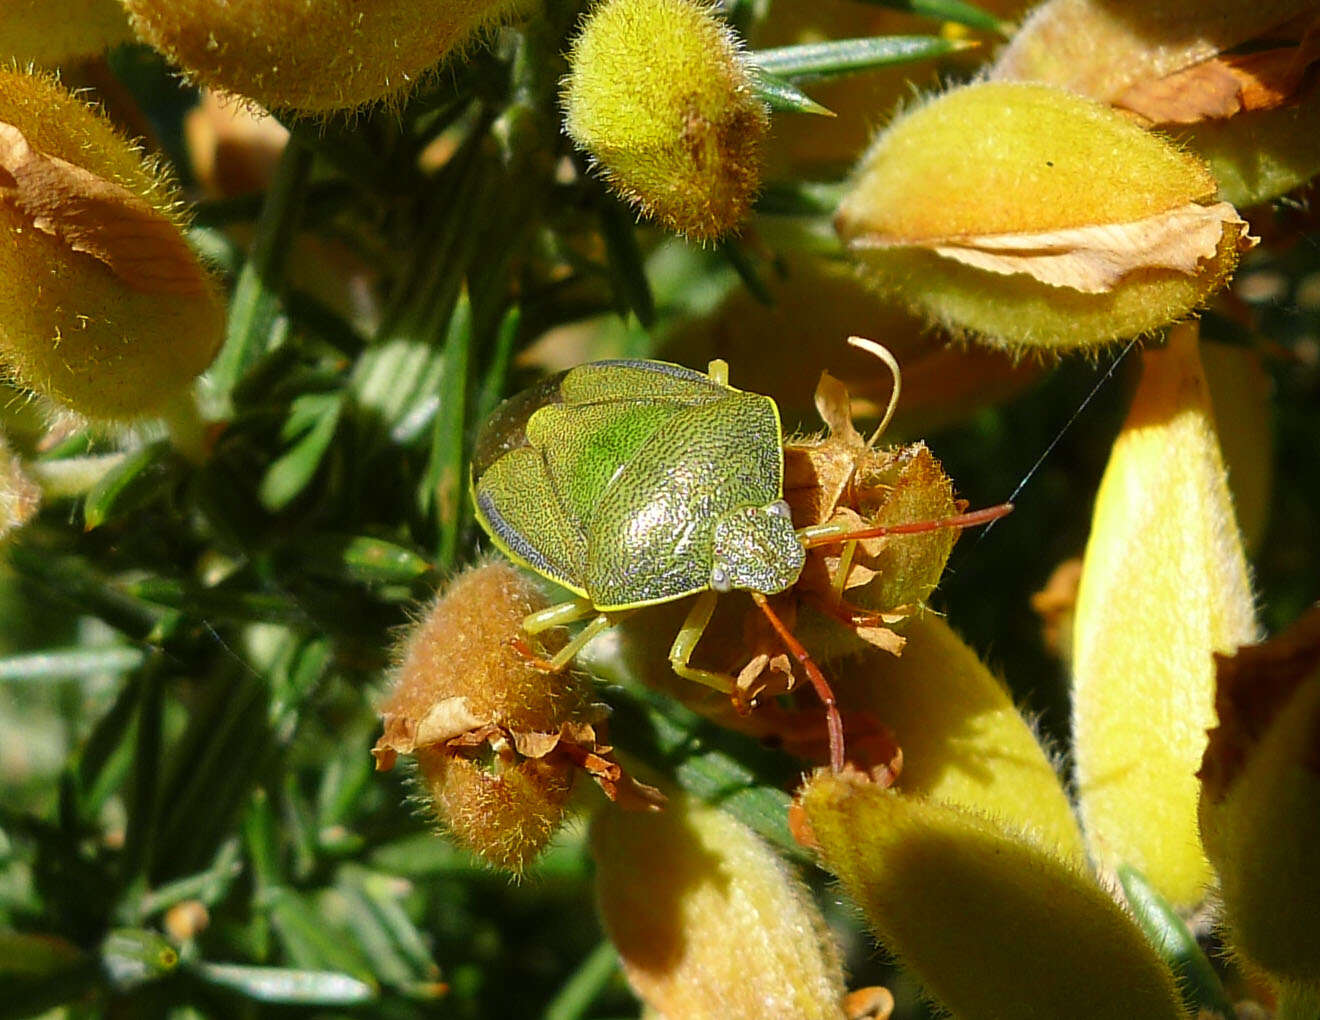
766,500,791,520
710,564,731,592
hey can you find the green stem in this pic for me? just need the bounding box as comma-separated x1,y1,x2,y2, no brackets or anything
27,454,128,500
159,389,208,463
207,139,314,410
543,942,619,1020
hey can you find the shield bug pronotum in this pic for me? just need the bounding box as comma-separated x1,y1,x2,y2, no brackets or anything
470,339,1011,771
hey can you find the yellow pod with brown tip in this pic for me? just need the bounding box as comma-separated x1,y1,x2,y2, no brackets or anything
563,0,768,242
832,615,1085,861
1072,322,1257,909
800,772,1187,1020
123,0,520,114
990,0,1314,106
836,81,1252,351
0,69,223,421
593,792,848,1020
377,561,597,873
1199,610,1320,986
1,0,133,66
990,0,1320,207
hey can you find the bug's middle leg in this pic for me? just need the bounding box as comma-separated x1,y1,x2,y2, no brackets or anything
668,591,746,705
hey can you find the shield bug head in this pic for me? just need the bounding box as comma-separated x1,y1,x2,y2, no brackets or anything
710,500,805,594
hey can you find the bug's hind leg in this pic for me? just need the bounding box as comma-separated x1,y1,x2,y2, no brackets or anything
668,591,746,705
516,599,613,672
752,592,846,773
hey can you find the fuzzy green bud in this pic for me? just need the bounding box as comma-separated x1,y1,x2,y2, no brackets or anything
0,69,223,421
836,81,1252,351
1199,608,1320,986
800,773,1186,1020
123,0,521,114
563,0,768,241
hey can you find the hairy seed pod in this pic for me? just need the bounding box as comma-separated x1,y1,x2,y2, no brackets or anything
563,0,768,241
990,0,1320,207
0,69,223,421
122,0,522,114
376,562,602,873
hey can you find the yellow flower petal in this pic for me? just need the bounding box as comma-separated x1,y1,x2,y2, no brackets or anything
1072,320,1257,908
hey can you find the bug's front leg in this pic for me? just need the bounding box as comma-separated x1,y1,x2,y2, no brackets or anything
517,598,613,672
668,591,749,710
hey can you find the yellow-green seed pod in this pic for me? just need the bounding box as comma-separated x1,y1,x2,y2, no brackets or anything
831,616,1085,861
836,81,1252,351
800,772,1187,1020
1199,609,1320,986
593,792,848,1020
0,68,223,421
563,0,768,242
1072,322,1258,909
376,561,602,873
122,0,520,114
1,0,133,66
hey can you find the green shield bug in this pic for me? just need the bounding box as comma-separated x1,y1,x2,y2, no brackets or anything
471,341,1011,771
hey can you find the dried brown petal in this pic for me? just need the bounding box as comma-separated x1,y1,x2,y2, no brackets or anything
0,121,208,296
1198,606,1320,803
867,201,1256,295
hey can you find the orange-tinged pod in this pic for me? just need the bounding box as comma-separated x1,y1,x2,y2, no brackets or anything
1072,321,1257,908
0,69,223,421
123,0,522,114
593,793,848,1020
990,0,1314,105
800,772,1186,1020
376,562,662,873
376,562,590,873
1,0,133,65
